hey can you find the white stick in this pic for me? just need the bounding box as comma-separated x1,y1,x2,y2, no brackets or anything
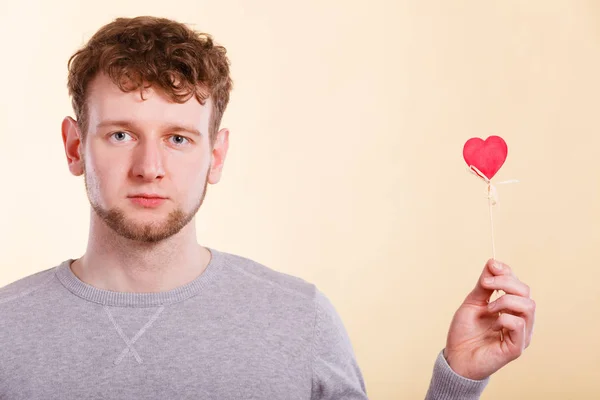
488,188,496,260
488,184,504,342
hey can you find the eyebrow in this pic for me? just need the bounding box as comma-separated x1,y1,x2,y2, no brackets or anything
96,120,203,137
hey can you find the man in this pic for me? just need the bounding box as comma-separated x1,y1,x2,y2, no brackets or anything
0,16,535,399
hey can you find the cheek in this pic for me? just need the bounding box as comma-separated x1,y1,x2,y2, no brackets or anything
86,153,127,202
175,163,209,200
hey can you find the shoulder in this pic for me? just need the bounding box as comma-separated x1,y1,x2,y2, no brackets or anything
214,248,318,301
0,265,59,307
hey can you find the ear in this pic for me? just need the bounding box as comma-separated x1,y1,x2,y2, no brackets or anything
62,117,84,176
207,128,229,185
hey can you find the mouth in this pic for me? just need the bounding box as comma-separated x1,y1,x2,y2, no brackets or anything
128,194,167,208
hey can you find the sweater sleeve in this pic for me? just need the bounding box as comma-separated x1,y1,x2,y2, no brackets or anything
310,289,369,400
424,349,490,400
309,289,489,400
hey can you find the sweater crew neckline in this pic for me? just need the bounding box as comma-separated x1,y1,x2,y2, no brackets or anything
55,247,224,307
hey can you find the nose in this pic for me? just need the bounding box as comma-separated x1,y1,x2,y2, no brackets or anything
130,140,165,181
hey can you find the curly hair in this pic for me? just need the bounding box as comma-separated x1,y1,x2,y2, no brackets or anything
67,16,233,147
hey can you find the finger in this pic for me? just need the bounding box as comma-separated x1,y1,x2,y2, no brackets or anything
486,259,517,279
486,260,515,302
465,259,515,304
488,294,536,348
492,313,527,360
482,274,531,298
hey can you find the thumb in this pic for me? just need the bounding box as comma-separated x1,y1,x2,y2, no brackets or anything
464,259,497,304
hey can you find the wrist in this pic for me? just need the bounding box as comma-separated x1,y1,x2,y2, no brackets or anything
443,349,468,379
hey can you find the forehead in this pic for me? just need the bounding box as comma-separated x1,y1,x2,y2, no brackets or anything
86,73,211,129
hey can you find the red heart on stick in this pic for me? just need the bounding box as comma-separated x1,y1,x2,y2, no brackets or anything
463,136,508,180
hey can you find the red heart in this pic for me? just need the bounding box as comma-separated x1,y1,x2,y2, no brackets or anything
463,136,508,180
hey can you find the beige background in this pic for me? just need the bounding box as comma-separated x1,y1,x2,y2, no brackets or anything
1,0,598,398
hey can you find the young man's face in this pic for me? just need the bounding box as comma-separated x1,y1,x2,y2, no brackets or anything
62,73,228,243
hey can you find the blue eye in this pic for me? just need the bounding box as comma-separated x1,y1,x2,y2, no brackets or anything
111,131,132,142
170,135,190,146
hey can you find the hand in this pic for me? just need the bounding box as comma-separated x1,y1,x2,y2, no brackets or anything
443,259,536,381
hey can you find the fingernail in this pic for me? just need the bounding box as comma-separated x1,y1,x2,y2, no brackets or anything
492,261,502,270
488,301,496,310
484,277,494,284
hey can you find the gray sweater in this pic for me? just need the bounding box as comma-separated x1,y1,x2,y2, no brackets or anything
0,247,489,399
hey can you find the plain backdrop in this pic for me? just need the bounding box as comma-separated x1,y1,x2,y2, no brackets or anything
1,0,599,398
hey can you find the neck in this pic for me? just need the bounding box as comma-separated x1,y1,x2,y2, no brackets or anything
71,210,211,293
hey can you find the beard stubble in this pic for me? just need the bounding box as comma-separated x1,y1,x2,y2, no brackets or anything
84,164,210,243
